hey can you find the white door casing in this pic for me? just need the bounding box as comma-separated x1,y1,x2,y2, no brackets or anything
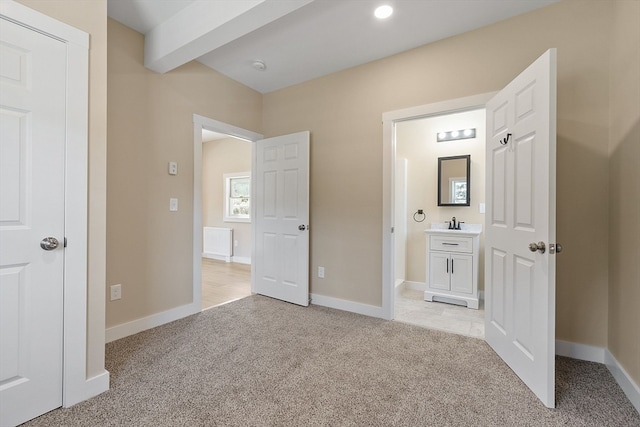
0,18,66,426
484,49,557,408
254,131,310,306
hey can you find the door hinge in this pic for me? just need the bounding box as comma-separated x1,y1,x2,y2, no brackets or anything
391,227,394,233
64,237,67,247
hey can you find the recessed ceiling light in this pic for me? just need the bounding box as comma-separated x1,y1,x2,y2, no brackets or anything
374,5,393,19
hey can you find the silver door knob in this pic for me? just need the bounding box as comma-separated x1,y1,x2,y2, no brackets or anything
550,243,563,254
298,224,306,231
40,237,59,251
528,241,546,254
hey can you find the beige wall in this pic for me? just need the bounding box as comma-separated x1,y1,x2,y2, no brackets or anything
106,19,262,328
396,109,486,285
608,0,640,386
17,0,108,378
202,137,252,260
263,0,614,347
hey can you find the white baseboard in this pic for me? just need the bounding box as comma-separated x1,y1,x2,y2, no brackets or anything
404,281,426,292
202,252,231,262
605,349,640,414
555,340,605,363
64,369,110,407
105,302,200,343
310,293,384,319
232,256,251,265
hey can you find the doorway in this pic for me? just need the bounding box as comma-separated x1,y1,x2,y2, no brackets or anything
200,130,252,309
381,93,495,330
192,115,263,311
393,109,486,337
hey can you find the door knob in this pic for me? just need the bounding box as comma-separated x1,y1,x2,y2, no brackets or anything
528,241,545,254
40,237,59,251
298,224,306,231
549,243,563,254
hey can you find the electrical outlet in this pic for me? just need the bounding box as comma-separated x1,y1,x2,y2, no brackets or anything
318,266,325,278
234,240,239,247
169,198,178,211
110,284,122,301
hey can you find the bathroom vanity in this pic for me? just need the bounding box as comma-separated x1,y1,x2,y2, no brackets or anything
424,223,482,309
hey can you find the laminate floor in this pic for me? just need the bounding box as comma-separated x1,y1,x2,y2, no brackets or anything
201,258,252,310
394,287,485,338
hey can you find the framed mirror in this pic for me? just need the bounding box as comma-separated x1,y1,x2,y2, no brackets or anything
438,155,470,206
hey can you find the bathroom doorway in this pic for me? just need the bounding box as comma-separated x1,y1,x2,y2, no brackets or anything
382,95,493,337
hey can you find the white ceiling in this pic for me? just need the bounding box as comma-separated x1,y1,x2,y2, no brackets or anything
107,0,558,94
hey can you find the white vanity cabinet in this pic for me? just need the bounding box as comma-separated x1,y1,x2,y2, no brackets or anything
425,225,481,309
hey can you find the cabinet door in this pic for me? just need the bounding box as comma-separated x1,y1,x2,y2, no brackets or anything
429,252,450,291
450,253,473,294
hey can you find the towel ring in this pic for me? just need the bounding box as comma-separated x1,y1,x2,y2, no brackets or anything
413,210,426,223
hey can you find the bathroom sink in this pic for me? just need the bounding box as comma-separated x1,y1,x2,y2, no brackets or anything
425,223,482,235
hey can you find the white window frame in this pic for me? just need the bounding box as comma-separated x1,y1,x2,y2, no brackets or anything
224,172,250,223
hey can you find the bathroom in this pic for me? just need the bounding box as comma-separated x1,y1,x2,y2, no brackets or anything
393,108,486,337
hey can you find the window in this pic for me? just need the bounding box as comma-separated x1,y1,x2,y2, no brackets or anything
224,172,250,222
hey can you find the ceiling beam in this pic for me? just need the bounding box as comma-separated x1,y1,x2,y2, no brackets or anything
144,0,314,74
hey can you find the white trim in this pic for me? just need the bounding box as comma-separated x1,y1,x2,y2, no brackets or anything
232,256,251,265
202,252,232,262
404,281,427,292
605,349,640,413
382,93,496,321
193,115,263,311
64,370,109,407
105,302,200,343
310,293,384,319
0,0,108,409
555,340,605,363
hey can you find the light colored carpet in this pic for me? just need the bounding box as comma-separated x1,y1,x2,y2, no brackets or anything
25,295,639,426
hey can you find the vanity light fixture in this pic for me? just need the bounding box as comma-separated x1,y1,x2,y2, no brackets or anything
437,128,476,142
374,5,393,19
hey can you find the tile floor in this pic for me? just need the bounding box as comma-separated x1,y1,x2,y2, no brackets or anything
201,260,484,338
201,258,252,310
394,287,485,338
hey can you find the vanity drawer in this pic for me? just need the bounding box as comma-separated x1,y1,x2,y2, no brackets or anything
429,235,473,253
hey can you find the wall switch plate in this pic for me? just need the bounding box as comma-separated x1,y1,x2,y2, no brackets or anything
168,161,178,175
479,203,486,214
169,198,178,211
110,284,122,301
318,266,325,278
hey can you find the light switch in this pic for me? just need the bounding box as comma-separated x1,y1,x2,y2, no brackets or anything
169,198,178,211
479,203,486,214
168,161,178,175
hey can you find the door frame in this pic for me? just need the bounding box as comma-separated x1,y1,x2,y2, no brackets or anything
0,1,108,407
381,93,495,320
192,115,263,307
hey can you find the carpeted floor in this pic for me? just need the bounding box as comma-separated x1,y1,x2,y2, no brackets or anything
25,295,639,426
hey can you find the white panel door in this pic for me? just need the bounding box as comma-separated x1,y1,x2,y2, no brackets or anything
254,131,309,306
485,49,557,408
0,18,67,426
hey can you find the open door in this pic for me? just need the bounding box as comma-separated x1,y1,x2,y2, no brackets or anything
254,131,310,306
484,49,557,408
